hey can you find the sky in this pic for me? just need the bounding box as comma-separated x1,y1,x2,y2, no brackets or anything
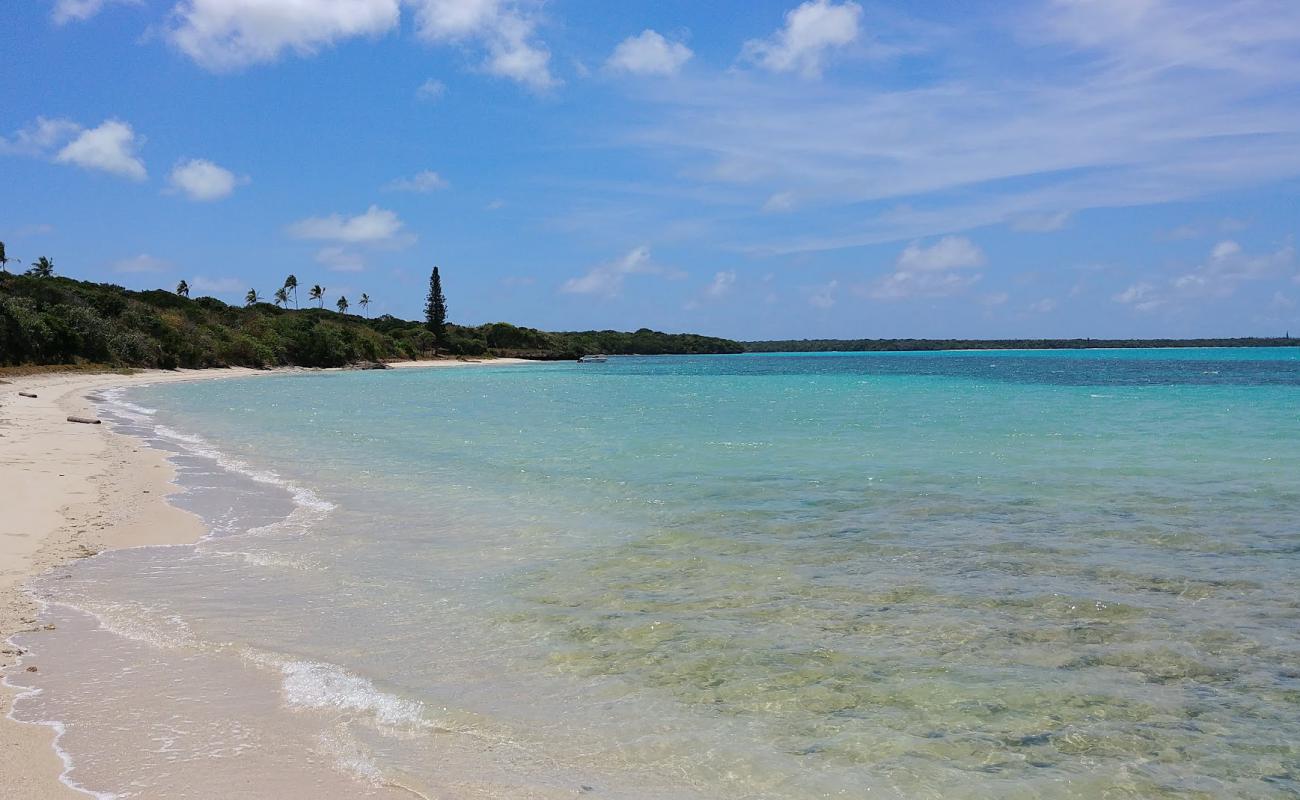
3,0,1300,340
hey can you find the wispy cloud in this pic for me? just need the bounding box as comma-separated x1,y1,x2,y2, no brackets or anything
51,0,139,25
1114,238,1297,312
618,0,1300,254
384,170,449,192
416,77,447,101
113,253,171,273
807,279,839,308
866,236,985,300
315,247,367,272
190,276,245,295
561,246,682,297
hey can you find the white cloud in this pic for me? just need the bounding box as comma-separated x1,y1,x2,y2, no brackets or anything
866,236,985,300
167,0,401,71
4,117,146,182
384,170,449,192
742,0,862,78
55,119,146,181
561,246,673,297
0,117,82,156
315,247,366,272
1113,281,1162,312
52,0,139,25
808,279,839,308
288,205,409,244
113,254,171,273
408,0,556,90
1113,239,1295,312
896,236,985,272
168,158,244,201
705,270,737,298
416,78,447,101
1028,297,1058,313
607,30,693,76
1171,239,1295,295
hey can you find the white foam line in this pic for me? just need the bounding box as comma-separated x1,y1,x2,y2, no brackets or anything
241,650,434,731
95,388,336,549
3,602,120,800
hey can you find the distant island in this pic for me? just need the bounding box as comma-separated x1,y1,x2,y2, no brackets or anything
743,337,1299,352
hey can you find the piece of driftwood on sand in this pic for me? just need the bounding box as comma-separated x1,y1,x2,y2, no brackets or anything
66,416,101,425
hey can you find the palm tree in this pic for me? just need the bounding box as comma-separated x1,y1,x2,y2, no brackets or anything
245,288,260,306
176,279,190,297
273,287,288,307
309,284,324,308
336,295,349,314
359,293,371,317
284,274,299,308
26,256,54,278
0,241,18,274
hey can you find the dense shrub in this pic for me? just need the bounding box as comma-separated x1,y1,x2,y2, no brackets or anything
0,273,744,368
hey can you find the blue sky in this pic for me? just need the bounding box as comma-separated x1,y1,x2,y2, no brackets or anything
3,0,1300,339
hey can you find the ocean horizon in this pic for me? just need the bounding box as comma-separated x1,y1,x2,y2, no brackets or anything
12,349,1300,799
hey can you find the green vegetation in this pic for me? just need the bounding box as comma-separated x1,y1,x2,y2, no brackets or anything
744,337,1299,351
0,272,743,369
425,266,447,343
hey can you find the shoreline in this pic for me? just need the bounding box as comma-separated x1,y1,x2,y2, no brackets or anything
0,359,535,799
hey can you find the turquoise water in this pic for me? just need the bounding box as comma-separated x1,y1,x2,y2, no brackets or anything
13,349,1300,798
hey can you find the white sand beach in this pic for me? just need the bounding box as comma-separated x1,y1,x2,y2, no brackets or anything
0,360,534,799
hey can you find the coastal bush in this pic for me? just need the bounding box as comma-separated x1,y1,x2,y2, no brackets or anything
0,272,745,368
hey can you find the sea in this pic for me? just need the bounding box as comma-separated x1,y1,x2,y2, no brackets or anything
10,349,1300,799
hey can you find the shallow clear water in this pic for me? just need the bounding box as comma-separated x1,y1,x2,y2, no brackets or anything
12,350,1300,798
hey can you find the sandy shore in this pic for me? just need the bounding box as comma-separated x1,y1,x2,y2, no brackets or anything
0,359,535,798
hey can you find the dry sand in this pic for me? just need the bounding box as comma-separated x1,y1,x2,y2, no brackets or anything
0,359,535,798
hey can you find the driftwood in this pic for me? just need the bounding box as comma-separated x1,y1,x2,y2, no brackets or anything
18,392,37,398
66,416,101,425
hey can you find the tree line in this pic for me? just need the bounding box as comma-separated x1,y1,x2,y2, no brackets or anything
0,255,744,368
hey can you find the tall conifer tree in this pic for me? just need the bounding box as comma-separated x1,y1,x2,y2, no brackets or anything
425,266,447,341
